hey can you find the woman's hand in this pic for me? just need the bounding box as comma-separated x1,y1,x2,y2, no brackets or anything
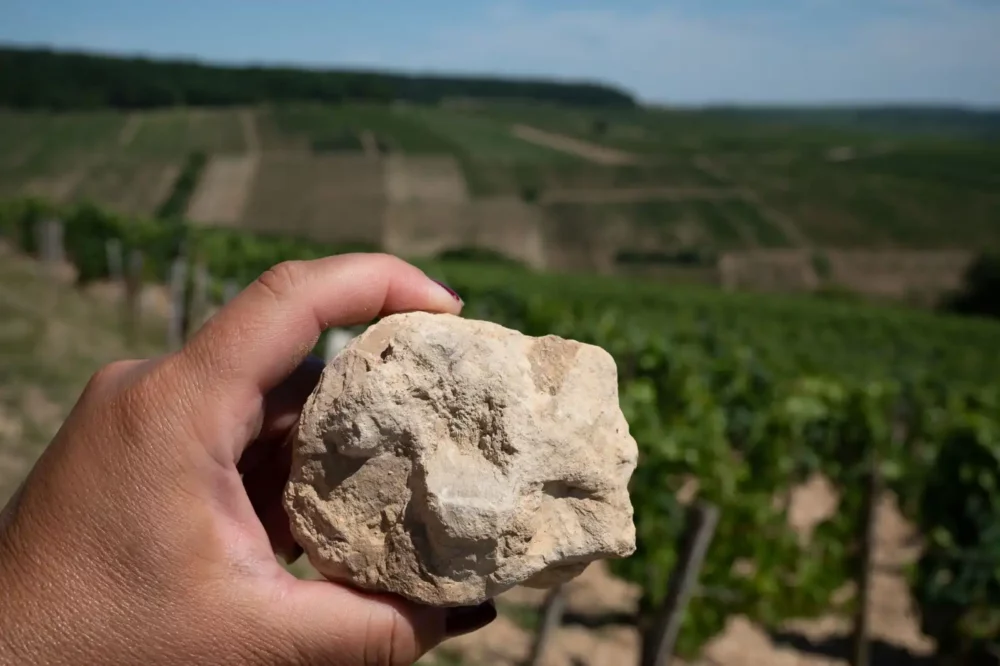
0,254,495,665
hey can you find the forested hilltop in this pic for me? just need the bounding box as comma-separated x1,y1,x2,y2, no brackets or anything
0,46,637,109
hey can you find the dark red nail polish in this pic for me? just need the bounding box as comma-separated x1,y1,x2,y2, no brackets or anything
445,601,496,637
434,280,463,304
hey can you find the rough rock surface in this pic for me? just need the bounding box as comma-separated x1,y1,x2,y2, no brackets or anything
283,312,638,607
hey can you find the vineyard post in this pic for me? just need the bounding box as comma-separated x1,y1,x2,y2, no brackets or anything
640,502,720,666
168,256,189,351
123,249,144,344
222,280,240,304
36,217,65,271
526,584,568,666
850,427,890,666
190,262,209,334
36,218,65,317
106,238,124,283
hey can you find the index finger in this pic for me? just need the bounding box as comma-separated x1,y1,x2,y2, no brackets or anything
181,253,462,398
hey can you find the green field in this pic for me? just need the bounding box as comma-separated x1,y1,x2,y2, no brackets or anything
1,102,999,271
123,109,246,158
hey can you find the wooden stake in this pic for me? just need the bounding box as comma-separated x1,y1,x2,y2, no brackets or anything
123,249,144,344
106,238,124,282
526,584,568,666
168,256,189,351
640,502,720,666
223,280,240,304
190,262,209,332
850,451,882,666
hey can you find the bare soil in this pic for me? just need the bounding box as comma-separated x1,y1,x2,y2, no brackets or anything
186,155,260,225
718,250,821,293
241,153,385,245
385,155,469,204
382,197,547,270
511,125,641,166
824,250,972,304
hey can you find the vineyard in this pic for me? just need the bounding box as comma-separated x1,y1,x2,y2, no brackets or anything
0,196,997,665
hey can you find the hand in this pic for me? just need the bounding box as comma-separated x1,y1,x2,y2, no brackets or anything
0,254,496,665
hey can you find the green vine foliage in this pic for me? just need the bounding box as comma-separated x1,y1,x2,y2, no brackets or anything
915,389,1000,664
1,198,997,663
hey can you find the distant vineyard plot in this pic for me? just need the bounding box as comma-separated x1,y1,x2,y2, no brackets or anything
186,155,259,225
123,109,246,158
385,155,468,203
237,153,385,246
383,197,547,270
258,105,457,154
72,157,182,215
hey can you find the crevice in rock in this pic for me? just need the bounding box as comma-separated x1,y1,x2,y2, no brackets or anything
542,479,598,501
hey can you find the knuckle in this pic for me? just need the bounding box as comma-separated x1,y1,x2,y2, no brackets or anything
83,360,135,396
256,260,307,300
365,606,416,666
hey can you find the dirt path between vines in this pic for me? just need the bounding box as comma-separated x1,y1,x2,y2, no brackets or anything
511,124,640,165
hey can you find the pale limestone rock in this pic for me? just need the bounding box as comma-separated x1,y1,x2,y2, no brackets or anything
283,312,638,607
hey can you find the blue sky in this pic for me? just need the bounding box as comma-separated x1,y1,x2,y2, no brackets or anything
2,0,999,106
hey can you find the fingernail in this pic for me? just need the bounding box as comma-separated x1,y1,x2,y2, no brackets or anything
433,279,463,305
445,601,496,637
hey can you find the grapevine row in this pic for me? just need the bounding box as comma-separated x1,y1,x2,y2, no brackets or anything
1,197,997,663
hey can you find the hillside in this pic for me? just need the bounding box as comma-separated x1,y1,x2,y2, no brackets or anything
2,100,997,305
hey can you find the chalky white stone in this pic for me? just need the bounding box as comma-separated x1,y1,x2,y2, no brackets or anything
283,312,637,606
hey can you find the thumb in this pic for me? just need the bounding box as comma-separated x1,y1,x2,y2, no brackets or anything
277,579,446,666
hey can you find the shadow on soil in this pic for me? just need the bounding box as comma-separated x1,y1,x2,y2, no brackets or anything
769,630,935,666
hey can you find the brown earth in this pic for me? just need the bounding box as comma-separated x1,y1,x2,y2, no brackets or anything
385,155,469,204
717,248,972,302
239,153,385,246
511,125,641,166
186,155,260,225
383,197,547,270
824,250,972,305
718,250,821,293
